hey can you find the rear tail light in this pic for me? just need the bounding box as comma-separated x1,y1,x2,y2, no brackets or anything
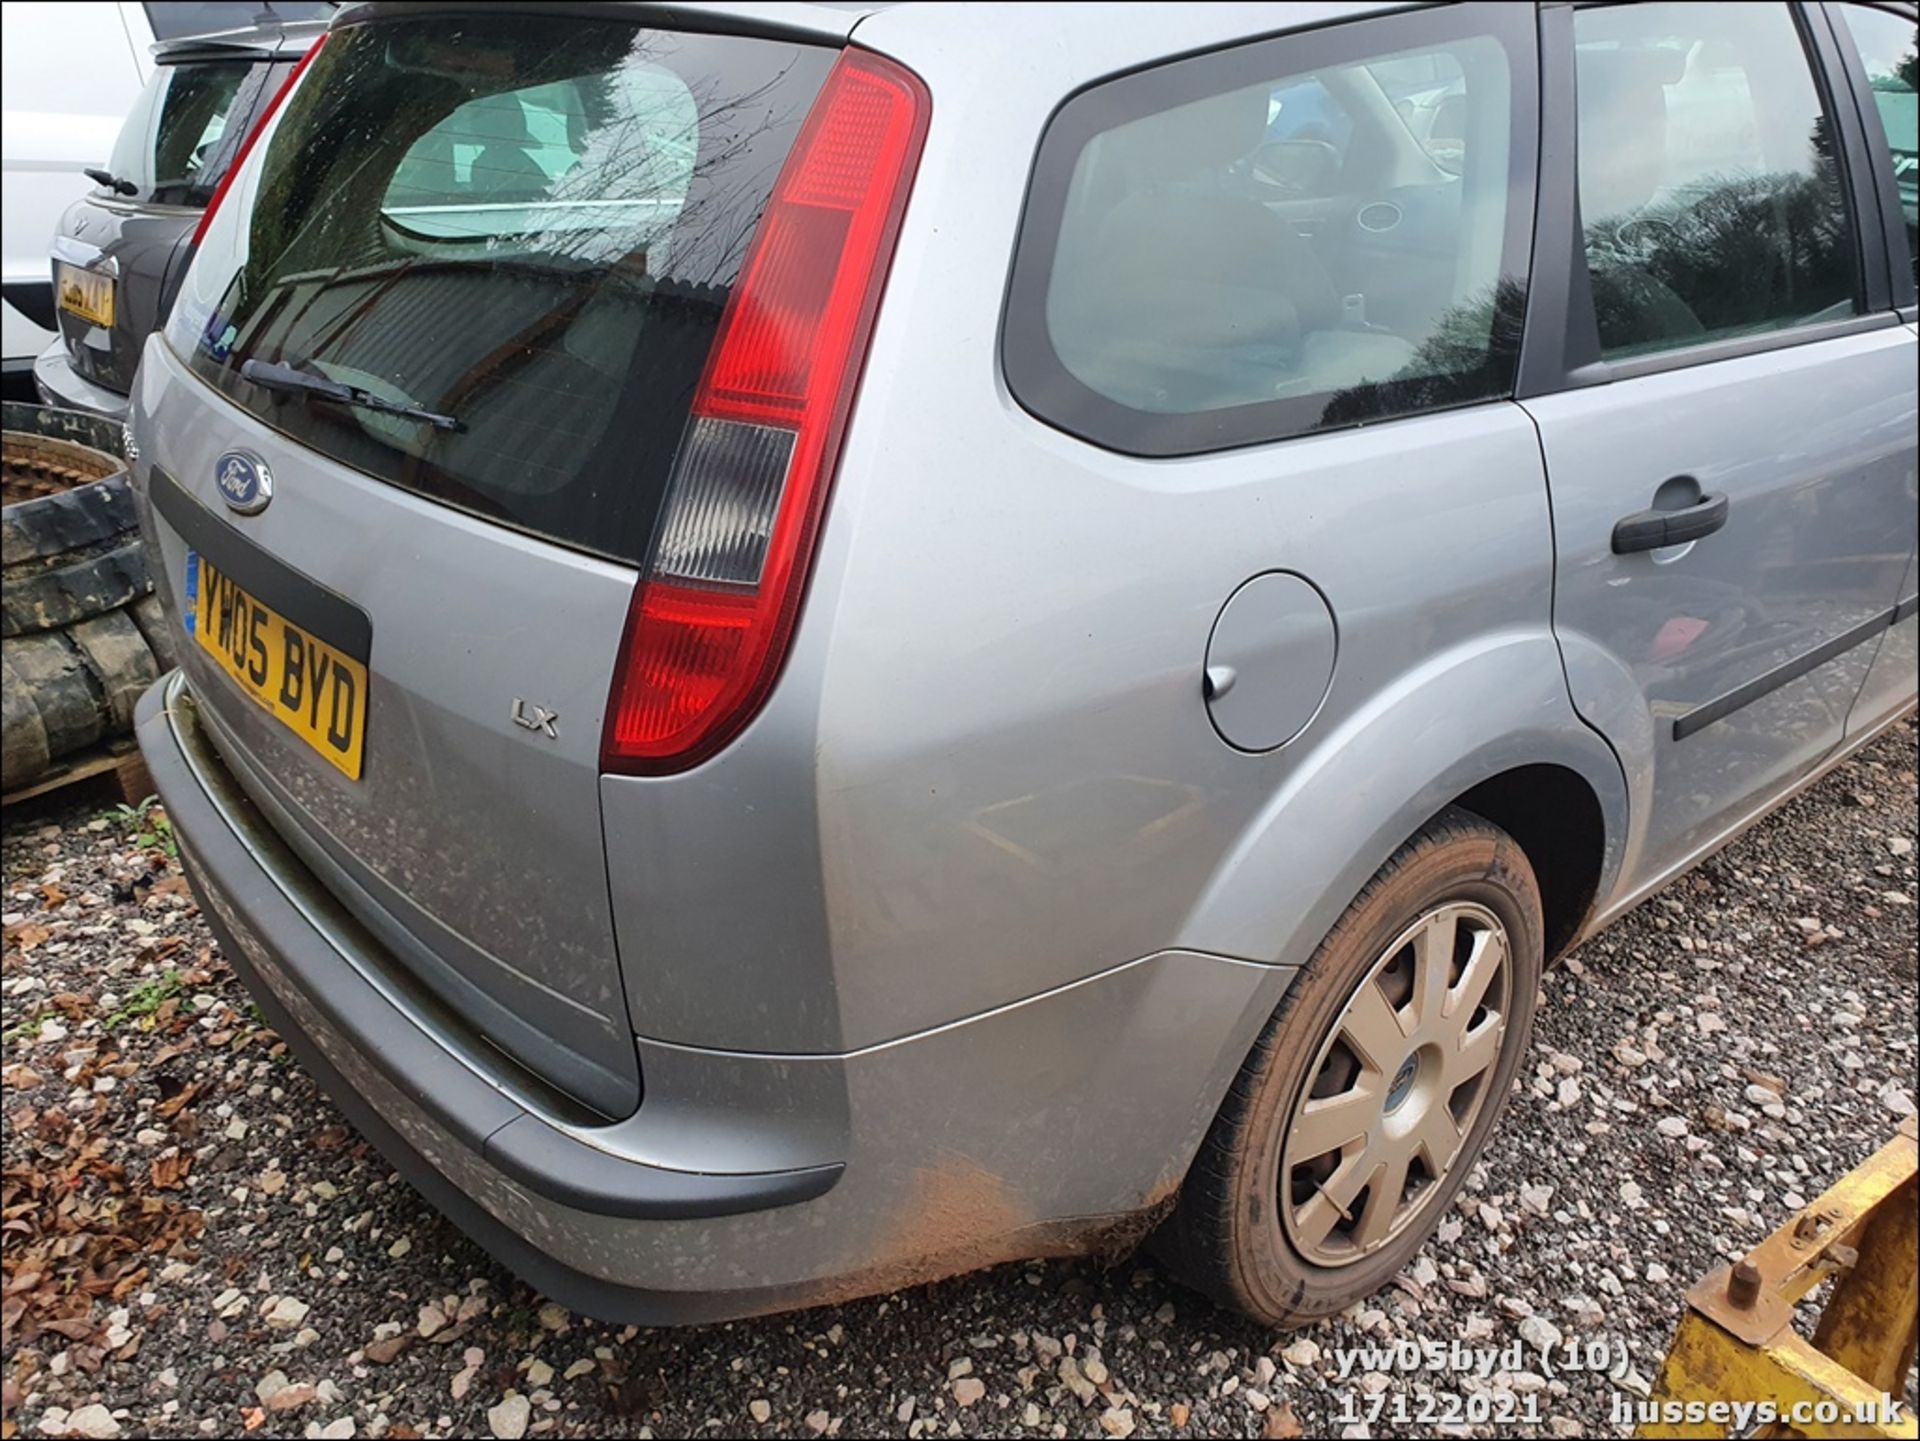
601,49,930,773
191,33,329,249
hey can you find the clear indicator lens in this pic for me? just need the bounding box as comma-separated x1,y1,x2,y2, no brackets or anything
651,418,796,587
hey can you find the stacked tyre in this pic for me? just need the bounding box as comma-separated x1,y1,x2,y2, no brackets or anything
2,403,174,791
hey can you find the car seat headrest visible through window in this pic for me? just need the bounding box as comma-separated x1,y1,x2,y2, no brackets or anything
1109,82,1273,183
1575,48,1676,223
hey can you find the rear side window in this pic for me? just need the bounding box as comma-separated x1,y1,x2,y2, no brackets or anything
1833,3,1918,285
1572,1,1860,358
1004,2,1536,458
166,14,833,565
107,60,255,204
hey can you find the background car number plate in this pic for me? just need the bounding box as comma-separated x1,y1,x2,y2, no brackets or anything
186,551,367,779
55,262,114,328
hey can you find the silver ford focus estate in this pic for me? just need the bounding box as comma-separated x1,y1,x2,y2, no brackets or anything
130,0,1919,1326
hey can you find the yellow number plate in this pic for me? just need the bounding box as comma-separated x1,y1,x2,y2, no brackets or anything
190,556,367,780
55,262,114,328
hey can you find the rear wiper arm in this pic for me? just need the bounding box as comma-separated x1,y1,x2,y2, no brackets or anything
240,358,462,432
83,167,137,197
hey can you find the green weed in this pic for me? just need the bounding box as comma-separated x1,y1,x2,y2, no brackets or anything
105,969,183,1029
110,796,178,860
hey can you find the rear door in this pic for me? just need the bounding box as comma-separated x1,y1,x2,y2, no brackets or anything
50,51,269,397
1521,1,1917,893
140,8,837,1117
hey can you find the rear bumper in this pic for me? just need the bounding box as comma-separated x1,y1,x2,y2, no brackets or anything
137,672,848,1323
33,341,130,421
137,669,1290,1323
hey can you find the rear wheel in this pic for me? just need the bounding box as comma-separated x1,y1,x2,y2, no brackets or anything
1163,809,1543,1326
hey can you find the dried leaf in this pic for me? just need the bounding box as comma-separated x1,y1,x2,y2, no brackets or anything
48,993,91,1021
606,1375,658,1417
110,1265,148,1302
364,1334,412,1364
1263,1403,1304,1440
154,1083,201,1120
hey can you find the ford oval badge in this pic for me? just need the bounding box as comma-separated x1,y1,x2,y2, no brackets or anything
215,451,271,515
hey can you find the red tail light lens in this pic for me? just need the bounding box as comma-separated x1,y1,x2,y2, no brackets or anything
191,33,329,249
602,48,930,772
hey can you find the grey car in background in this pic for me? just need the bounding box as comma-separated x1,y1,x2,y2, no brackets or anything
34,14,325,419
128,0,1918,1326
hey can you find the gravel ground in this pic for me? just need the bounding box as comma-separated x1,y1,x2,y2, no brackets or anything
3,719,1915,1441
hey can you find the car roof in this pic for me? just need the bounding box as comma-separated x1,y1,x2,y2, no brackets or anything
333,2,884,45
328,2,1417,73
853,2,1413,85
153,16,333,65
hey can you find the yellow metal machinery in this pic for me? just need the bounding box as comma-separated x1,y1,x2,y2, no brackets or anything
1639,1116,1918,1439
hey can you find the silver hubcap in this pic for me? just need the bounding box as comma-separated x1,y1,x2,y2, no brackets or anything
1280,901,1513,1267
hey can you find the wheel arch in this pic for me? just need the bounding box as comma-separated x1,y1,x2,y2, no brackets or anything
1448,763,1609,962
1179,631,1629,977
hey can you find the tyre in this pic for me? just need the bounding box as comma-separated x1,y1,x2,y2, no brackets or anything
0,401,134,563
1,406,161,792
1,539,150,637
0,455,137,563
1161,808,1544,1327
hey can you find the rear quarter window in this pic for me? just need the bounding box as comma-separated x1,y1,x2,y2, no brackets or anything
166,14,833,565
1002,2,1537,458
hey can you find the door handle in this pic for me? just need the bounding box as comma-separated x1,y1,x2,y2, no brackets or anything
1611,492,1730,554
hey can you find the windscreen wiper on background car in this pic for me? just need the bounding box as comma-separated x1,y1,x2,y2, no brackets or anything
240,358,462,431
83,167,138,196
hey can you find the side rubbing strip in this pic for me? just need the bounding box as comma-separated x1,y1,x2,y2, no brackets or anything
1673,602,1911,741
148,466,371,661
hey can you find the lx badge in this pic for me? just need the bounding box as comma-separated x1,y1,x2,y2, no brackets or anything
510,698,559,738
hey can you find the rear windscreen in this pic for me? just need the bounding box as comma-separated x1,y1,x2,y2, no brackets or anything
109,60,257,204
166,15,834,564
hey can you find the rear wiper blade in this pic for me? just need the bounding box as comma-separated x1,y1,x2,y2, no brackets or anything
240,358,462,432
83,167,137,197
